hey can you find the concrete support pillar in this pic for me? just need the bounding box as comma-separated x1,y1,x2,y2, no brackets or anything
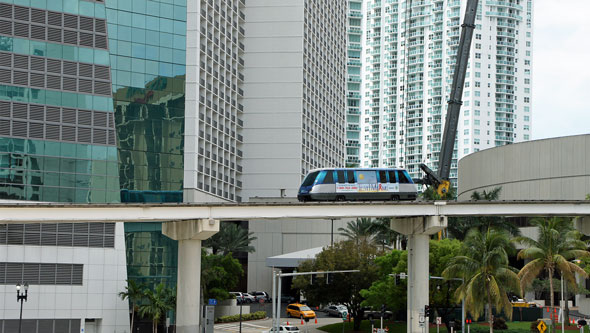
391,216,447,333
162,219,220,333
574,216,590,235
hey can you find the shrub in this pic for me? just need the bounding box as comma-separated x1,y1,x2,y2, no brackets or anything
215,311,266,323
493,317,508,330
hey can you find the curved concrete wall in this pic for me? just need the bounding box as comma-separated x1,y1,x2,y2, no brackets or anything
458,134,590,200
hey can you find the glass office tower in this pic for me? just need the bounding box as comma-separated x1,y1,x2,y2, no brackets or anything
0,0,129,332
105,0,185,291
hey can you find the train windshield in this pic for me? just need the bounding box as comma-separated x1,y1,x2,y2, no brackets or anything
301,171,319,187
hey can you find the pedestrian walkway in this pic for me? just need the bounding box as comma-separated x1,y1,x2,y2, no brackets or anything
214,317,340,333
215,321,270,333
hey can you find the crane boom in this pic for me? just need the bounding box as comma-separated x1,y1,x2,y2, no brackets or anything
419,0,480,196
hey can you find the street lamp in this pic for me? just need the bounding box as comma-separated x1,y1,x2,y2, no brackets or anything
16,282,28,333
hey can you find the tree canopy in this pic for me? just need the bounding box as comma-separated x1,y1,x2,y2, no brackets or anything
516,217,590,328
201,249,244,301
203,222,257,255
443,228,521,333
292,240,382,331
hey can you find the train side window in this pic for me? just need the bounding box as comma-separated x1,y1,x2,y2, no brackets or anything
397,171,410,184
378,171,387,183
337,170,346,183
388,171,397,183
323,170,335,184
346,171,355,183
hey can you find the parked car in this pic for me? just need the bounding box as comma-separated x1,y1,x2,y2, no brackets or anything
326,305,348,317
250,291,271,302
263,325,300,333
362,306,392,320
242,292,256,303
281,295,296,304
286,303,316,319
229,292,245,304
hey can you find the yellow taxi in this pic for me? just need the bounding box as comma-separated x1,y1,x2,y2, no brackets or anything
286,303,316,319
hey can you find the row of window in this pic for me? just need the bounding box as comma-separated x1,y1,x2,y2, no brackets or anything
0,262,83,285
0,222,115,247
318,169,411,185
0,319,80,333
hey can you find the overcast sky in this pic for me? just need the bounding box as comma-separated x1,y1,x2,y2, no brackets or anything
532,0,590,139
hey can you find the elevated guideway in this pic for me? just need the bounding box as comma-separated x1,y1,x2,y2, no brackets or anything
0,200,590,223
2,200,590,333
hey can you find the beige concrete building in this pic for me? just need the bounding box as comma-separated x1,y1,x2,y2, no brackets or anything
458,134,590,201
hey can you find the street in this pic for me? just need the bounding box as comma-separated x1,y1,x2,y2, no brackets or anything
214,317,343,333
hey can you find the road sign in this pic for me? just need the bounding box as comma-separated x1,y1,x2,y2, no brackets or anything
342,311,348,321
537,320,547,333
436,317,442,325
208,298,217,306
259,298,265,304
400,272,407,280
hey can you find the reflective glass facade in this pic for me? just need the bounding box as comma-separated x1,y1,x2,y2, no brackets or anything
0,0,118,203
104,0,186,288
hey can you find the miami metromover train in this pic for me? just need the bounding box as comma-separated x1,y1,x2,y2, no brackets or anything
297,168,418,202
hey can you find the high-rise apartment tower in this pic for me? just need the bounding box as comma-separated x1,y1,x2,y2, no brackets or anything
346,0,362,167
362,0,533,185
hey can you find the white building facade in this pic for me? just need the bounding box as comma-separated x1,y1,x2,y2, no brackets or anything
361,0,533,184
239,0,347,201
346,0,363,167
183,0,246,203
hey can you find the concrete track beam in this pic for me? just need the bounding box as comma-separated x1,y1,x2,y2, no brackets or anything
162,219,220,333
391,216,447,333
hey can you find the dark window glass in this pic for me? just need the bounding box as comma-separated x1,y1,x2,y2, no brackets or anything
378,171,387,183
388,171,396,183
336,170,345,183
397,171,410,184
322,171,335,184
347,171,355,183
301,171,319,186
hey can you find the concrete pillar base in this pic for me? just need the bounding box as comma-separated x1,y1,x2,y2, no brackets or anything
391,216,447,333
162,219,220,333
574,216,590,235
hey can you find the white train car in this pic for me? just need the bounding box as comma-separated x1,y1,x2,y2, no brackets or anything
297,168,418,202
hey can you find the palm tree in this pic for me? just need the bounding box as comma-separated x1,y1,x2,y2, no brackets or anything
470,187,502,201
338,218,377,244
515,217,590,329
138,283,175,333
371,218,404,250
203,222,257,255
119,279,145,332
447,187,520,240
443,228,521,333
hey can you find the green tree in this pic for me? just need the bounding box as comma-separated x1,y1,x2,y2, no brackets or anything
515,217,590,329
119,279,146,333
138,283,175,333
443,228,521,333
371,218,403,250
292,241,382,331
447,187,520,240
201,249,244,301
470,188,502,201
338,218,378,245
360,249,408,315
203,222,257,255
